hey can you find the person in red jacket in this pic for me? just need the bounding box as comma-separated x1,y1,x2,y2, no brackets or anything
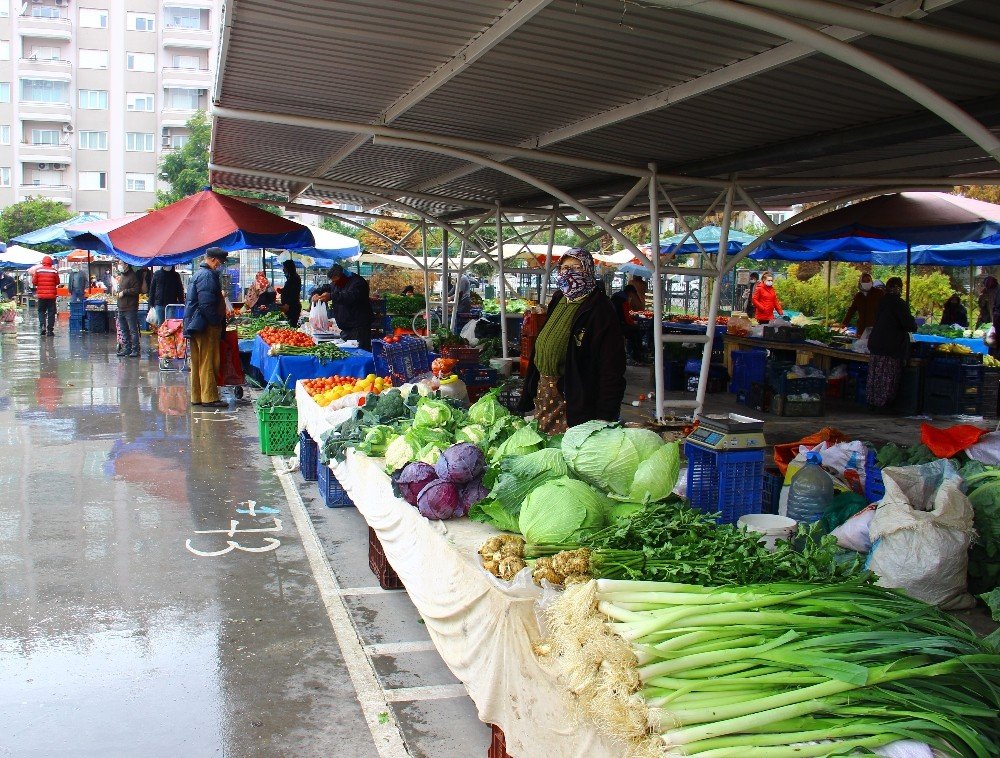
31,256,60,336
751,271,783,322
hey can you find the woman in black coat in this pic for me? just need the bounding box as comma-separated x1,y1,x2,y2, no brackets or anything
278,259,302,326
866,277,916,409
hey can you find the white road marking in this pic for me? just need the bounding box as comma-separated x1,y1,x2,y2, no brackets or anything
339,586,394,596
272,457,409,758
383,684,469,703
365,641,437,656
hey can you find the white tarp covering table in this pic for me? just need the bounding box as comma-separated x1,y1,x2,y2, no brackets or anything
330,450,617,757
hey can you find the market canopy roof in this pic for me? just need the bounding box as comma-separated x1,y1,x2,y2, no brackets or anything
209,0,1000,224
0,245,50,269
88,189,318,266
11,213,104,247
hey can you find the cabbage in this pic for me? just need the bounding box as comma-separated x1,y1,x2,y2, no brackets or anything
413,398,454,429
456,424,487,446
417,479,462,520
459,479,489,514
436,442,486,484
624,427,665,461
489,448,568,517
467,389,510,427
609,502,645,522
357,425,398,457
395,462,438,505
490,422,545,463
518,477,611,544
468,498,520,533
627,441,680,503
417,443,445,465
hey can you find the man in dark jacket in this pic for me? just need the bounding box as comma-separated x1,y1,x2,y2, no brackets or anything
116,263,144,357
184,248,228,407
1,269,18,300
311,264,373,349
148,265,185,325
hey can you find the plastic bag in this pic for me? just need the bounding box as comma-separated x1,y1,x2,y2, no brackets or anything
830,505,875,552
309,301,331,332
867,460,976,609
964,431,1000,465
460,318,480,346
145,308,160,327
985,324,996,347
852,327,871,353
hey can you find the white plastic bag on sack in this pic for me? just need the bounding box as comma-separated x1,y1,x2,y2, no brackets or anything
964,431,1000,466
867,460,976,609
309,300,331,332
460,318,480,346
831,505,875,552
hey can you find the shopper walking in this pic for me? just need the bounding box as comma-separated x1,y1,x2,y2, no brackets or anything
184,248,228,408
148,265,185,325
751,271,783,322
867,277,916,410
278,259,302,326
31,256,59,336
518,248,626,435
311,264,373,349
116,263,143,357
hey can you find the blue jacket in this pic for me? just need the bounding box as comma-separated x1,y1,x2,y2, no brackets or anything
183,264,225,335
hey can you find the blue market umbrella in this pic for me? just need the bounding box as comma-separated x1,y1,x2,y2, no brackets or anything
11,213,104,247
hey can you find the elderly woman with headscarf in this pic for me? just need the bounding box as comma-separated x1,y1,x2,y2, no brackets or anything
518,248,626,434
243,271,276,314
866,276,916,410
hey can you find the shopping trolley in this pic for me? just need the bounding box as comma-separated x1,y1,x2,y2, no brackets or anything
157,319,189,371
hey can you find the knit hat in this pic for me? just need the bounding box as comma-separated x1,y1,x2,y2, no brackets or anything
41,255,53,266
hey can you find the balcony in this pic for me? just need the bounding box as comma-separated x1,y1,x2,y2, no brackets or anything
19,142,71,163
18,101,72,121
162,67,213,88
19,183,72,203
162,27,213,49
18,57,72,78
17,16,72,41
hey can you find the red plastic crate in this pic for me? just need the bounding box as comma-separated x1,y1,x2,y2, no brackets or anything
487,724,511,758
368,527,404,590
441,345,481,362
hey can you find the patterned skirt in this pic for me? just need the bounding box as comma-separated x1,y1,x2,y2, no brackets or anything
534,375,568,435
866,354,903,408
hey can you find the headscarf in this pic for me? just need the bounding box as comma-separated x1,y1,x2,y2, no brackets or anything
984,276,998,291
244,271,270,310
556,248,597,300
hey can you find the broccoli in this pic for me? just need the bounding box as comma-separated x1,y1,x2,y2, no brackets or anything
363,388,408,424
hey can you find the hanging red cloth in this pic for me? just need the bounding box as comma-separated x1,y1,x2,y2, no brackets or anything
920,423,989,459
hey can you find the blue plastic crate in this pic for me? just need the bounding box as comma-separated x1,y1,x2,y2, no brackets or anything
69,301,86,318
300,430,318,482
318,463,355,508
458,365,497,386
729,349,767,394
685,442,764,525
372,336,430,383
761,466,783,515
86,310,109,333
864,449,884,504
69,315,85,332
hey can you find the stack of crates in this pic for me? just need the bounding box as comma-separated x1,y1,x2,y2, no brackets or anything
847,363,868,404
69,301,86,332
768,362,826,417
923,353,982,415
982,366,1000,419
372,336,431,385
729,349,767,401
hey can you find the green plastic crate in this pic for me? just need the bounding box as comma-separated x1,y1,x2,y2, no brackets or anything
256,404,298,456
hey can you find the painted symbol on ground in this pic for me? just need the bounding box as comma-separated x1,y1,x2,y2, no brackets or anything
186,499,283,557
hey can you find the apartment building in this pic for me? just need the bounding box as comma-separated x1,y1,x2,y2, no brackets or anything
0,0,221,218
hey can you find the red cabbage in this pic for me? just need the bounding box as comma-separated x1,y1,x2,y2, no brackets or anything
396,462,438,506
459,479,489,515
435,442,486,485
417,479,462,520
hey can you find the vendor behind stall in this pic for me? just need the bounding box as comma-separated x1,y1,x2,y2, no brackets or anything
278,259,302,326
842,273,883,335
867,276,916,410
940,294,968,327
311,264,373,349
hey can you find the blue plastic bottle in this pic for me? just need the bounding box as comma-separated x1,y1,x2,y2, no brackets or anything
786,451,834,523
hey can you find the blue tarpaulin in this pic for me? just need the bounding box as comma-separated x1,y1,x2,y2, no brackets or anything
622,226,757,276
752,238,1000,266
12,213,104,247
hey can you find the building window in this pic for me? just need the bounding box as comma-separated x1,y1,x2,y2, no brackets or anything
125,132,154,152
27,46,61,62
79,171,107,191
127,12,155,31
126,173,154,192
126,52,155,72
0,126,9,145
171,54,201,70
165,87,200,111
30,6,64,20
169,133,189,149
0,168,9,188
79,49,109,69
20,79,69,104
78,131,108,150
164,7,206,29
30,169,63,187
78,89,108,110
79,8,108,28
30,129,60,145
0,41,9,61
0,83,9,103
126,92,154,112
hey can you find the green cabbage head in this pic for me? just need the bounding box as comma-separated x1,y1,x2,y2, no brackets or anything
518,477,611,544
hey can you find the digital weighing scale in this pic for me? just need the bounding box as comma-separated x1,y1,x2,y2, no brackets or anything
686,413,765,451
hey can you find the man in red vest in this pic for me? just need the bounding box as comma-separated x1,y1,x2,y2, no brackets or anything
31,256,60,336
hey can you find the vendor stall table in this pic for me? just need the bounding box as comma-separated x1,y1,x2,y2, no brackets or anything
249,334,375,385
911,333,987,354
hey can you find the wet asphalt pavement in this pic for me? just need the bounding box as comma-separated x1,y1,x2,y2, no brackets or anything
0,321,468,757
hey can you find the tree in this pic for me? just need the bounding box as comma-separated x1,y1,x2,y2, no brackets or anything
359,218,422,254
0,197,72,250
954,185,1000,204
320,216,362,239
156,110,210,206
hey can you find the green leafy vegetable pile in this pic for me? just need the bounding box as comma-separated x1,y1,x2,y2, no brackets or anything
958,460,1000,603
430,327,467,351
236,311,287,340
917,323,965,338
876,442,936,468
481,298,528,315
384,294,424,316
255,380,295,408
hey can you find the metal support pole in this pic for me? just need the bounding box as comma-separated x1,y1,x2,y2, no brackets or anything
542,208,557,303
649,168,665,422
421,221,431,334
905,244,912,304
694,182,735,420
450,231,466,333
496,204,509,360
826,260,832,323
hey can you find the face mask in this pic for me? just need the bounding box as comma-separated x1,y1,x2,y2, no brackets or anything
556,268,592,299
763,280,773,287
860,282,872,292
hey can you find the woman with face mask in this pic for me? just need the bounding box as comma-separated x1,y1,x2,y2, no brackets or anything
148,264,185,325
866,277,916,410
518,249,626,434
842,272,883,336
750,271,784,322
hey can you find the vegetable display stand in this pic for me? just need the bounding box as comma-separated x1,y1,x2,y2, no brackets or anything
318,463,355,508
487,724,511,758
256,404,298,456
685,443,764,524
300,430,318,481
368,527,403,590
372,336,430,384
